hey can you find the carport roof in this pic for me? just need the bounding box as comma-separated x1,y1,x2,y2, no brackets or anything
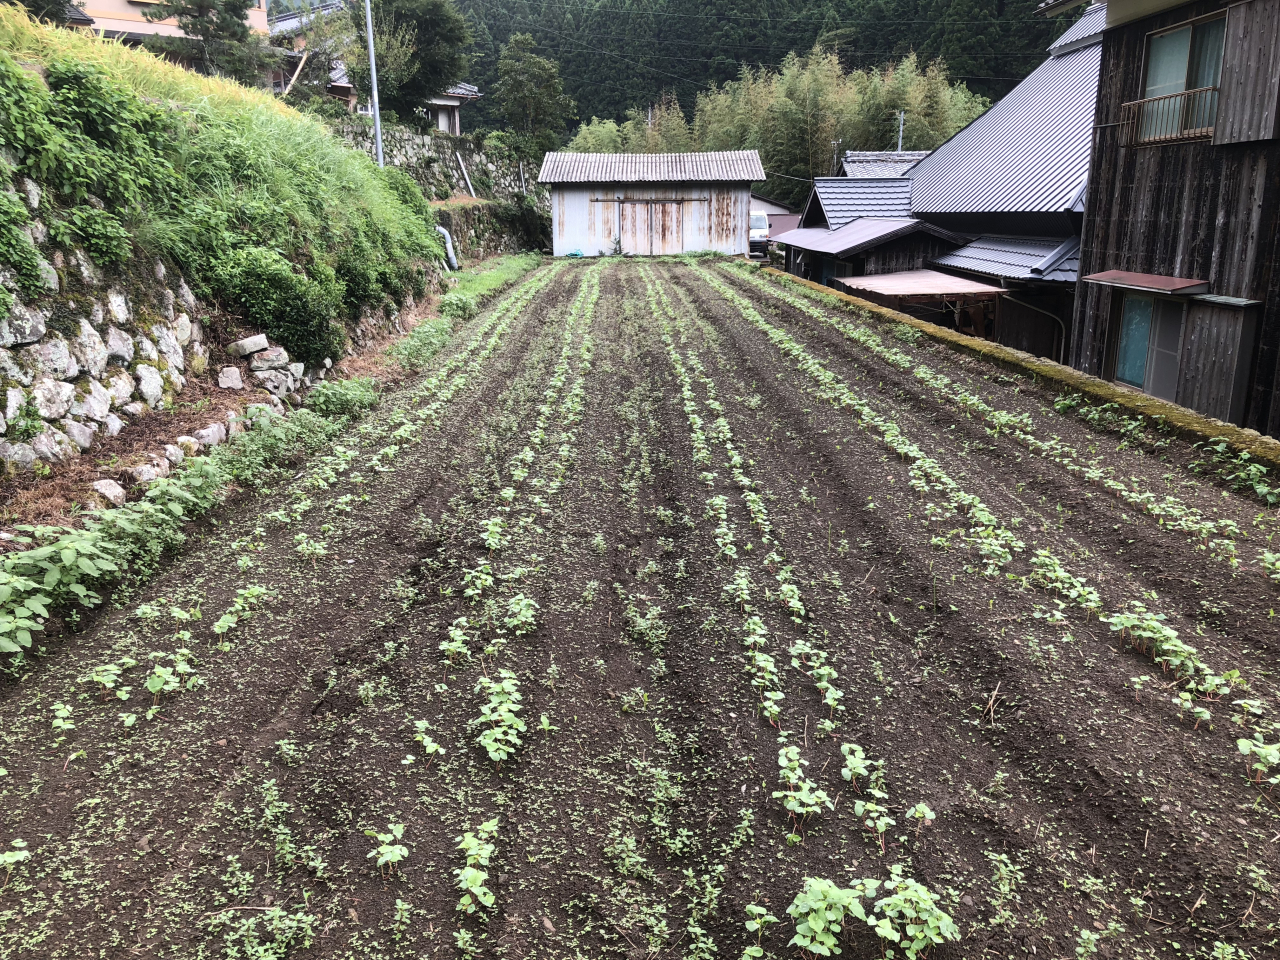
834,270,1004,300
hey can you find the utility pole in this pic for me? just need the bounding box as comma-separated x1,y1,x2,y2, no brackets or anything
831,139,840,176
897,111,905,152
363,0,384,167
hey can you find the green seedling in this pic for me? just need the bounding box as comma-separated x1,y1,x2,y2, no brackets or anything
0,840,30,891
51,702,74,734
455,818,498,914
504,593,538,635
364,823,408,877
905,802,935,838
410,720,445,768
440,617,472,663
742,904,778,959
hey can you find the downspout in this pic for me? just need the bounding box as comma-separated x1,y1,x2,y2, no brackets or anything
436,225,458,270
1001,282,1067,364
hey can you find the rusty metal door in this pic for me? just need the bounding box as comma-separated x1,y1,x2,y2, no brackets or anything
620,202,651,255
652,201,683,254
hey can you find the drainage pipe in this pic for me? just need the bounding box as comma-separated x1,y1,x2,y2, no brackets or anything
1001,285,1067,364
436,225,458,270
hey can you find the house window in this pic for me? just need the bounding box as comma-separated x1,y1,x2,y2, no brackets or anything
1115,293,1184,401
1136,16,1226,140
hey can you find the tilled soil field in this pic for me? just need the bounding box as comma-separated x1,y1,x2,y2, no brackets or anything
1,259,1277,960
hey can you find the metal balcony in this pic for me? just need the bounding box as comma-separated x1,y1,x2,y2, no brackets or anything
1119,87,1219,145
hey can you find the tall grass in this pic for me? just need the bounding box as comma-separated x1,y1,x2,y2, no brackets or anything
0,6,442,356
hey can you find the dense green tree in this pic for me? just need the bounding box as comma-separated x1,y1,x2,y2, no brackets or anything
142,0,279,85
14,0,81,24
571,49,986,208
348,0,471,119
456,0,1081,129
493,33,575,141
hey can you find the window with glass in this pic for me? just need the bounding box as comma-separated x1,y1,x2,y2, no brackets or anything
1139,16,1226,139
1115,293,1184,401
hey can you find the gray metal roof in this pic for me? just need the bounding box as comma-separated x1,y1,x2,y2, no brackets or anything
1050,3,1108,53
538,151,765,184
774,217,965,257
932,235,1081,283
907,3,1104,216
269,1,344,36
807,178,912,228
841,151,930,178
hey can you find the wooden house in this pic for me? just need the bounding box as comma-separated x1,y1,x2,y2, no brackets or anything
775,178,965,285
538,151,765,257
905,3,1105,359
1064,0,1280,428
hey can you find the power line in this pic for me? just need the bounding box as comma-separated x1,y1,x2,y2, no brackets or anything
512,20,1053,58
472,0,1070,27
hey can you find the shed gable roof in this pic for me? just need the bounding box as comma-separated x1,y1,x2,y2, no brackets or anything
538,151,765,184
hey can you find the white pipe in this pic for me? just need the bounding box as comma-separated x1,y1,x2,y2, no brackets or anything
456,151,475,198
436,225,457,270
362,0,384,167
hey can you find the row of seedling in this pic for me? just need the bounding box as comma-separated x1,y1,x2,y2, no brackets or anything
712,264,1264,752
731,264,1250,572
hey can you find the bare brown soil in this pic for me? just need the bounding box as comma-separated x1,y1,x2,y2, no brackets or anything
0,260,1274,960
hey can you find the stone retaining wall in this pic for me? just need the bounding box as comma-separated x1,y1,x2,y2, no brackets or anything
0,175,424,476
336,124,548,211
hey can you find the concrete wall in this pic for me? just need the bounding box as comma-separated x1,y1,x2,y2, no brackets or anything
550,184,751,257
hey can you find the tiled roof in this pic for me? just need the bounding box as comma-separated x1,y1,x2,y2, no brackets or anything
841,151,930,178
933,235,1081,283
538,151,765,184
907,3,1105,216
808,178,913,228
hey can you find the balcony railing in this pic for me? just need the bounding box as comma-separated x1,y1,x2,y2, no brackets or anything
1119,87,1219,145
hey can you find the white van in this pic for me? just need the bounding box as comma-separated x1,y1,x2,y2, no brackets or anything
749,211,769,257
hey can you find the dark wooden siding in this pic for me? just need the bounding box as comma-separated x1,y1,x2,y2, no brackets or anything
863,234,960,275
1072,0,1280,431
1177,300,1258,420
1215,0,1280,144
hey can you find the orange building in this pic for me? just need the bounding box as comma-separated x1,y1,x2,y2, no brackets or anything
77,0,268,41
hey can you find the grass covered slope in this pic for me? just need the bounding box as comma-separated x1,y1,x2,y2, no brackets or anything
0,6,442,361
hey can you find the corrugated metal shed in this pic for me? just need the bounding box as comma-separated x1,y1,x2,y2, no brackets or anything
806,178,913,228
907,3,1105,216
933,236,1081,283
774,217,963,257
841,151,930,178
538,151,765,184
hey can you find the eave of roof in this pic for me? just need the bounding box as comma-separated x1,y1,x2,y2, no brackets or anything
932,235,1080,283
773,217,965,257
1083,270,1209,295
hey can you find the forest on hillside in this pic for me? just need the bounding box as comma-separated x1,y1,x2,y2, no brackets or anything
457,0,1083,127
